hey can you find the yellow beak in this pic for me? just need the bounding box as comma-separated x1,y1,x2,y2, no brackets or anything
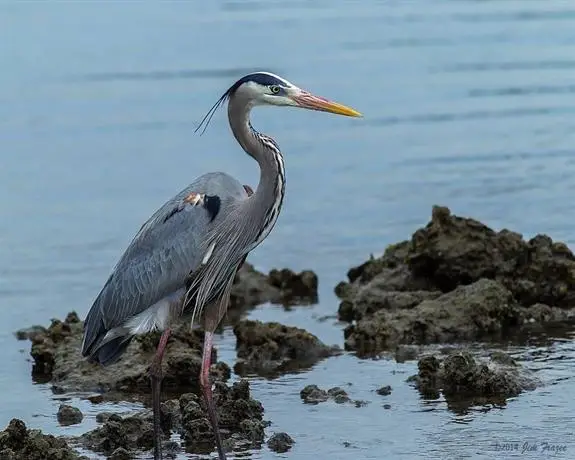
292,91,362,117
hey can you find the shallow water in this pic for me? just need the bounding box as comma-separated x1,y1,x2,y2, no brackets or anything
1,0,575,458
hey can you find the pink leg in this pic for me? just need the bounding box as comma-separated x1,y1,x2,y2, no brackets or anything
200,331,226,460
150,328,171,460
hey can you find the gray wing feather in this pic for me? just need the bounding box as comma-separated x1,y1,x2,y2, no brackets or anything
82,172,247,356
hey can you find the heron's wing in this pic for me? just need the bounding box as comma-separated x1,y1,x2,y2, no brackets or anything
82,172,247,355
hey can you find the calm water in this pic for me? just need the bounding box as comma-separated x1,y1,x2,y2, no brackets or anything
1,1,575,458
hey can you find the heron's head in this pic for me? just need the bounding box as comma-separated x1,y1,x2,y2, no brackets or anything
229,71,362,117
195,71,361,134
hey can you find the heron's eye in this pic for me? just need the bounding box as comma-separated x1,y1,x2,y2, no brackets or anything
269,85,281,95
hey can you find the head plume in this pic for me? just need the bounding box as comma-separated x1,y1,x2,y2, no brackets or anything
194,71,293,135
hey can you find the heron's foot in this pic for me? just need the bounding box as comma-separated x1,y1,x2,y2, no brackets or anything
184,192,206,206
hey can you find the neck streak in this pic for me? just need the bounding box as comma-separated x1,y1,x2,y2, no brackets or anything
227,97,286,248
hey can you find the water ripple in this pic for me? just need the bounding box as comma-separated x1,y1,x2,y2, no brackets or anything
437,60,575,73
363,106,575,127
468,84,575,98
67,67,277,83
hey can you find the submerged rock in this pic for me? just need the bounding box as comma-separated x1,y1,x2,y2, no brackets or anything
337,206,575,354
409,351,537,412
233,320,341,376
57,404,84,426
376,385,392,396
0,418,87,460
299,384,359,406
267,432,295,453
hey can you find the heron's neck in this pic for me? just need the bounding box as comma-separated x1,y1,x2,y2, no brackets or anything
228,98,285,244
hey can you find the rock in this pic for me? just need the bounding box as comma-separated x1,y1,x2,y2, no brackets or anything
87,394,104,404
328,386,351,404
95,412,112,423
180,379,266,454
376,385,392,396
210,361,231,382
81,413,155,455
409,351,537,412
344,279,522,355
81,379,266,458
267,268,318,305
229,263,318,313
14,325,46,341
57,404,83,426
233,320,341,376
336,206,575,354
299,385,358,406
300,385,329,404
0,418,87,460
109,447,133,460
26,312,209,395
267,432,295,453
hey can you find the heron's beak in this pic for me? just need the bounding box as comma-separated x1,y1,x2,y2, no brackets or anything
291,91,362,117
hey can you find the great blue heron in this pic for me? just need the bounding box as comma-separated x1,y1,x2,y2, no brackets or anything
81,71,361,460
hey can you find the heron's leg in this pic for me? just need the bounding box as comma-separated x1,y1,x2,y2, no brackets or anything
150,328,171,460
200,331,226,460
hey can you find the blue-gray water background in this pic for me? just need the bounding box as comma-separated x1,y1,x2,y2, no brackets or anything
1,1,575,459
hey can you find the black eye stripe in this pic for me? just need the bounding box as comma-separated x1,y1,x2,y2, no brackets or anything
270,85,281,94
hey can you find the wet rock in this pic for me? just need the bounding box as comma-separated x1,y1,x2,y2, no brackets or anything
81,412,155,455
328,386,351,404
337,206,575,354
14,325,46,341
376,385,392,396
268,268,318,304
210,361,231,382
229,262,318,311
95,412,112,423
109,447,132,460
82,379,266,457
234,320,340,376
57,404,83,426
26,312,208,395
300,385,329,404
87,394,104,404
409,351,537,412
0,418,87,460
267,432,295,453
344,279,522,355
354,400,369,408
300,384,357,405
395,345,419,363
180,379,266,454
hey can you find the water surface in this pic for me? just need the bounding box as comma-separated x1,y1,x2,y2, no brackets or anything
1,1,575,458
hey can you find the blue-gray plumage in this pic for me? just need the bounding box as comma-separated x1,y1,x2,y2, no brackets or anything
81,70,361,460
82,172,247,365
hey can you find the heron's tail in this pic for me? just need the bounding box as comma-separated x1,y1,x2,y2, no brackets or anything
82,297,134,366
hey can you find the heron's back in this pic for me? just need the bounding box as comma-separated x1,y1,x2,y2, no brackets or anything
82,172,248,365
